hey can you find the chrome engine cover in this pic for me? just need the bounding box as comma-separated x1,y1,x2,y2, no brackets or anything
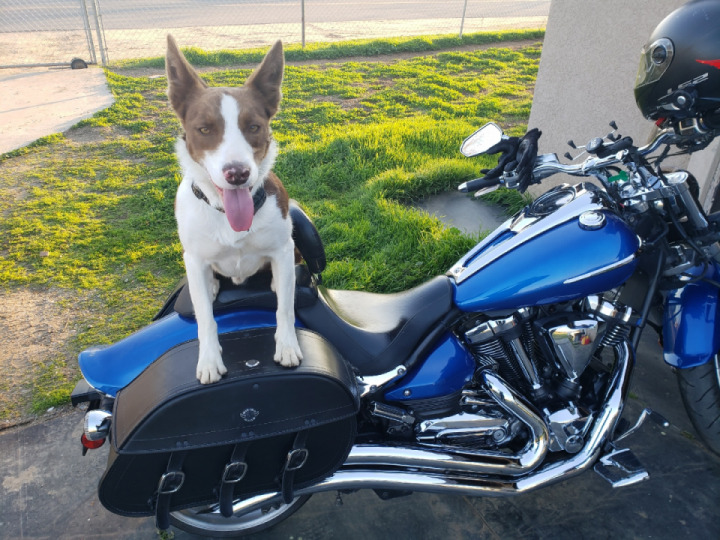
415,411,514,448
543,318,600,380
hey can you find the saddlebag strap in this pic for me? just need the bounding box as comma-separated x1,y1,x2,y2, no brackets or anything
280,430,309,504
219,442,250,518
154,451,187,531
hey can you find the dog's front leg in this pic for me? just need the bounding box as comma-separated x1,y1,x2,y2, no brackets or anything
271,242,303,367
185,253,228,383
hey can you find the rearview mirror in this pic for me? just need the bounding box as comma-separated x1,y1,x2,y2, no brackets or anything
460,123,504,157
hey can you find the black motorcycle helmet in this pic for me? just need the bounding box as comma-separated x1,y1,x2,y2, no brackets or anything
634,0,720,121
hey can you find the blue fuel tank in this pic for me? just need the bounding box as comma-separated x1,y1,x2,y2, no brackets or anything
450,185,640,312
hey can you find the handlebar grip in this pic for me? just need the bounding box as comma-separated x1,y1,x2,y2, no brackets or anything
458,176,501,193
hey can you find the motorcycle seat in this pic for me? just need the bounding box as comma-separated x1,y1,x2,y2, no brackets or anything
160,265,318,320
297,276,455,376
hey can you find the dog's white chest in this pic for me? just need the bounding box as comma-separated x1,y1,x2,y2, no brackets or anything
176,182,291,280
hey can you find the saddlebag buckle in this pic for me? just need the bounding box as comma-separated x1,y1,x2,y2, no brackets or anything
154,453,186,532
280,431,309,504
219,443,250,517
158,471,185,495
286,448,309,471
222,461,248,484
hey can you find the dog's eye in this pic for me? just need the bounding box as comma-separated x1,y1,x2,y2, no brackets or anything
198,127,210,135
248,124,260,133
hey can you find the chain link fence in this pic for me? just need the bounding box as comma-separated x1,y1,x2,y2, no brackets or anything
0,0,549,68
0,0,105,68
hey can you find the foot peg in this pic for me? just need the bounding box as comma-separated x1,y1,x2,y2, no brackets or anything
593,407,666,487
594,447,649,487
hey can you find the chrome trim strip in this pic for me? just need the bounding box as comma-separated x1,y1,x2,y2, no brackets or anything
563,254,636,285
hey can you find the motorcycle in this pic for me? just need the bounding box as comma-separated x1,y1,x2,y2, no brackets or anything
70,106,720,536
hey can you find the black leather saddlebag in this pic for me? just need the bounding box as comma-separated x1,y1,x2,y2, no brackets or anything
97,327,358,525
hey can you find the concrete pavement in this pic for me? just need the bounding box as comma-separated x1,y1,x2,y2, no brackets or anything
0,67,114,155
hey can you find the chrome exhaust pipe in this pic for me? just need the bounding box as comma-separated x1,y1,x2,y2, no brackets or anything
346,370,549,476
222,342,631,517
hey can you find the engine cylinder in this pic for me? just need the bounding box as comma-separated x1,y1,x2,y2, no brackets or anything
464,312,541,390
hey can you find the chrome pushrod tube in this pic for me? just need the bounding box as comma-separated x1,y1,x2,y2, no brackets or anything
219,342,632,518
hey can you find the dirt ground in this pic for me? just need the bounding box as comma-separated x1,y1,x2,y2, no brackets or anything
0,288,80,429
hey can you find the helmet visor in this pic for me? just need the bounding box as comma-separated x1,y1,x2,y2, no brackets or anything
635,38,675,88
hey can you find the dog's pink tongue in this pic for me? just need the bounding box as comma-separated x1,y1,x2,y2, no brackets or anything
222,187,254,232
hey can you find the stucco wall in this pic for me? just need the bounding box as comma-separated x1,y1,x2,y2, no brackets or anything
527,0,720,209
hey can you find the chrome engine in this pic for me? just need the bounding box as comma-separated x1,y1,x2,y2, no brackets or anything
369,294,635,458
415,401,517,450
453,294,633,455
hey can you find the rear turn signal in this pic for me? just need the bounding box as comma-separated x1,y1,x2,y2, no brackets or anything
81,433,105,452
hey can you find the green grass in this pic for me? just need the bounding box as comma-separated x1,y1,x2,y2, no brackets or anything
0,32,540,421
113,29,545,69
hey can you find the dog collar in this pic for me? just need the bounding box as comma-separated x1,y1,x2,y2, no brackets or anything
191,182,267,214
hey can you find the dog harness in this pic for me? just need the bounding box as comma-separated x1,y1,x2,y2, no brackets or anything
191,182,267,214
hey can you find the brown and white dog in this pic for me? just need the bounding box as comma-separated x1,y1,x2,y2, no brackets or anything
166,35,302,384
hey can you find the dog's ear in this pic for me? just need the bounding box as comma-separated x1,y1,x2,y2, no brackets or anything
166,34,208,120
245,40,284,118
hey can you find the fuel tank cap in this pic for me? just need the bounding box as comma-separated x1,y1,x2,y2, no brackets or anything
528,185,576,217
578,211,606,230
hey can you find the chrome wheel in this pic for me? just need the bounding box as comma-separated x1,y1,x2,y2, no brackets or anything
170,495,310,537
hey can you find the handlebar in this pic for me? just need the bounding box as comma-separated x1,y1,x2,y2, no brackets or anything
457,119,720,270
532,130,677,181
458,176,501,193
459,118,718,204
457,126,682,195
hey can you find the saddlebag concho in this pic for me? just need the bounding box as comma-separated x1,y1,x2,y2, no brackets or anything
98,327,359,527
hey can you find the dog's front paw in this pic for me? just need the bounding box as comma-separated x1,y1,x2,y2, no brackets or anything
274,338,303,368
197,346,227,384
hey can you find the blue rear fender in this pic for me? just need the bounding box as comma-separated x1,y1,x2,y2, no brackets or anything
663,262,720,368
78,310,280,397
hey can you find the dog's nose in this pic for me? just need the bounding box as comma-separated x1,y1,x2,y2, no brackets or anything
222,162,251,185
